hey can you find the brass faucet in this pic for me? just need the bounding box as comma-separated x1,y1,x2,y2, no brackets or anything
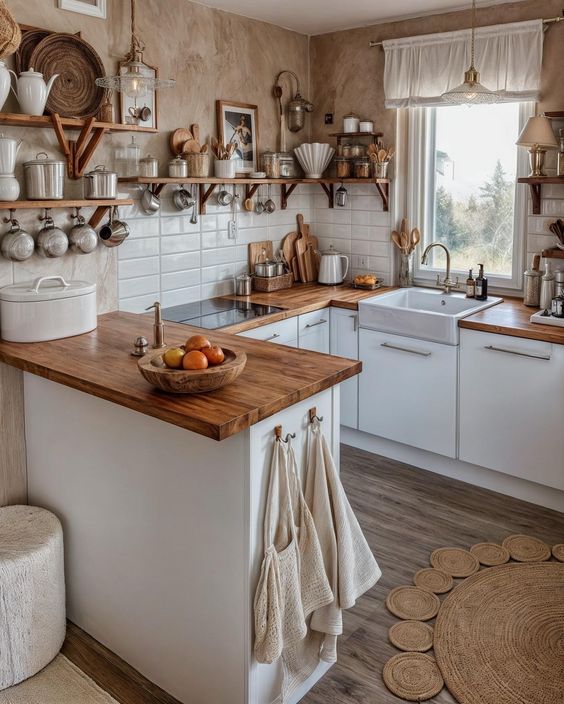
420,243,460,294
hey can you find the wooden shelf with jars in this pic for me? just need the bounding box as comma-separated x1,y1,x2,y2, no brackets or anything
0,199,134,228
118,176,390,213
541,248,564,259
0,112,157,181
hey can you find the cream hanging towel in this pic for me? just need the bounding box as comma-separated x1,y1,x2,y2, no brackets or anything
305,419,382,663
383,19,543,108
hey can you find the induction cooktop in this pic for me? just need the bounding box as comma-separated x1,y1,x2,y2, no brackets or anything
161,298,284,330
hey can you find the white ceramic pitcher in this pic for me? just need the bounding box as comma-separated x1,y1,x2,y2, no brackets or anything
10,68,59,116
0,134,22,174
0,61,11,112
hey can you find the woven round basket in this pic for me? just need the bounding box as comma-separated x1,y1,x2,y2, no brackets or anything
389,621,434,652
383,653,444,701
552,544,564,562
434,562,564,704
414,567,453,594
386,586,440,621
470,542,510,567
430,547,480,578
15,29,49,73
0,1,21,59
29,33,106,118
502,535,551,563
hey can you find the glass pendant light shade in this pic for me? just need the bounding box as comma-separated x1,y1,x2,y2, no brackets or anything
441,1,500,105
95,0,174,96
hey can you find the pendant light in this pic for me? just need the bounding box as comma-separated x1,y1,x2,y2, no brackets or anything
441,0,500,105
95,0,175,99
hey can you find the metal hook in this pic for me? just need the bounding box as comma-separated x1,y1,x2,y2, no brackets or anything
274,425,296,443
39,208,52,222
309,408,324,424
71,207,81,220
3,208,16,224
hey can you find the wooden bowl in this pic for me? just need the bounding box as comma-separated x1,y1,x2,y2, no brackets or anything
138,347,246,394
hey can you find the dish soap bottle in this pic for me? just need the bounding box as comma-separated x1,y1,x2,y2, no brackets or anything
466,269,475,298
475,264,488,300
540,260,555,311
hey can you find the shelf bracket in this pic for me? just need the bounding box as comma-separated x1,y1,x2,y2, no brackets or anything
245,183,260,200
89,206,110,229
49,112,107,179
320,182,334,208
280,183,298,210
528,183,541,215
50,113,72,176
199,183,217,214
375,181,390,212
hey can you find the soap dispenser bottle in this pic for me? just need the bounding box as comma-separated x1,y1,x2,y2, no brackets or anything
466,269,475,298
145,301,166,348
475,264,488,300
540,260,555,311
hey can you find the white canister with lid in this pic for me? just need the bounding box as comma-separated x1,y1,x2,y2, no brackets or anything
343,113,360,133
0,276,97,342
359,119,374,133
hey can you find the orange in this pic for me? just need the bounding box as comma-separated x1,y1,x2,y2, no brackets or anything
182,350,209,370
202,345,225,366
185,334,211,352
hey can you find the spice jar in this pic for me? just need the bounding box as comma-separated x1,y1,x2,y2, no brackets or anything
262,151,281,178
343,113,360,133
359,119,374,133
354,157,371,179
335,157,351,179
342,144,353,159
350,144,366,158
278,152,296,178
186,152,209,177
168,155,188,178
139,154,159,178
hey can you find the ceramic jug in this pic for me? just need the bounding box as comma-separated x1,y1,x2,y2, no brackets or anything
0,133,22,174
10,68,59,116
0,61,11,112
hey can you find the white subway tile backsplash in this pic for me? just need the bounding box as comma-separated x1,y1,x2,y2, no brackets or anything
161,233,201,255
119,293,160,314
118,257,160,279
119,274,160,299
161,269,201,291
127,217,160,237
118,237,160,260
161,285,201,308
161,251,201,273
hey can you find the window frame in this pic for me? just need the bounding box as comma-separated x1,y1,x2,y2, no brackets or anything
406,102,534,293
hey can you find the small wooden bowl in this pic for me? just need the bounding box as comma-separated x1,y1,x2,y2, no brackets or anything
138,347,246,394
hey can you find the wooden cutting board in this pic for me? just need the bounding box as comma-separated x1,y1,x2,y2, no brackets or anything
294,234,308,283
248,241,273,274
282,232,298,270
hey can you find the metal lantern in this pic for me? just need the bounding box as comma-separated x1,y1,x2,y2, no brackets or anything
274,70,314,133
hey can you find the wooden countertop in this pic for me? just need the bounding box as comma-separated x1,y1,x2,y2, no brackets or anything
459,297,564,345
0,312,361,442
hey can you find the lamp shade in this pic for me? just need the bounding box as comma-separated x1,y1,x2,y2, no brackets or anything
516,116,558,148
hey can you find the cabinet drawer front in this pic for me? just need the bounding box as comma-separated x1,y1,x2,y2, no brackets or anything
459,330,564,490
359,329,458,457
237,317,298,345
299,326,330,354
330,308,359,429
298,309,330,336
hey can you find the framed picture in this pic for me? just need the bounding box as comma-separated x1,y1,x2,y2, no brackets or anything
57,0,107,19
118,61,158,130
216,100,259,172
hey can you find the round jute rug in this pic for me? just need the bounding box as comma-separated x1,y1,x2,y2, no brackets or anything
470,542,510,566
552,544,564,562
389,621,434,652
386,586,440,621
430,547,480,578
413,567,453,594
502,534,551,562
434,562,564,704
383,653,444,701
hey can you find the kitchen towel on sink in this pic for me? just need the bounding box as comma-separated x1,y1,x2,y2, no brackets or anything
304,418,382,663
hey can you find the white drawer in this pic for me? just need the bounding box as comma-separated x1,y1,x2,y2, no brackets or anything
298,309,330,336
237,316,298,345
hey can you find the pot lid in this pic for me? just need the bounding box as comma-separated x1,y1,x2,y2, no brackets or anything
0,276,96,302
320,244,342,256
23,151,64,166
140,154,158,162
169,155,187,163
85,164,116,176
344,112,359,119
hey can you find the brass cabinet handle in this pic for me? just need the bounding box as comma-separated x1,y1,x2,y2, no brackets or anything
380,342,432,357
484,345,550,361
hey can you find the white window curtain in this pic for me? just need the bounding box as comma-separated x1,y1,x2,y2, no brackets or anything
383,20,543,108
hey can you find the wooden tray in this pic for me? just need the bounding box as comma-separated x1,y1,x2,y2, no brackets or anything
351,281,383,291
138,347,246,394
253,272,293,292
530,310,564,327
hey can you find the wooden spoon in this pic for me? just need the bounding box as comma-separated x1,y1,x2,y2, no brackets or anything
378,149,387,163
244,197,254,211
411,228,421,249
400,231,409,252
391,231,403,252
183,139,201,154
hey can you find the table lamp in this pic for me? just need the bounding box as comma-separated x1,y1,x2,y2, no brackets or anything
516,115,558,177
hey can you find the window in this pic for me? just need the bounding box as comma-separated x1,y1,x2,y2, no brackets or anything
408,102,533,290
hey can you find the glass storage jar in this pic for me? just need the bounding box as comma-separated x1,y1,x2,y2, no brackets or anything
343,113,360,133
139,154,159,178
350,144,366,158
262,151,281,178
354,157,371,178
342,144,353,159
125,136,140,177
278,152,296,178
335,157,352,179
168,155,188,178
186,152,209,177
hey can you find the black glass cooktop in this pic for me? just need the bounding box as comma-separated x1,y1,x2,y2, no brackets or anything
161,298,284,330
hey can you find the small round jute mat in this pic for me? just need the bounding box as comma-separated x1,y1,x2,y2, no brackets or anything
470,542,510,566
434,562,564,704
383,653,444,701
502,534,551,562
430,547,479,578
389,621,434,652
552,544,564,562
413,567,453,594
386,586,440,621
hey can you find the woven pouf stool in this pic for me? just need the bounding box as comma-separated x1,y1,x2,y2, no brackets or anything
0,505,66,690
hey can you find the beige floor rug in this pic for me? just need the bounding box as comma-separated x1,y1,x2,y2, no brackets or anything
0,655,119,704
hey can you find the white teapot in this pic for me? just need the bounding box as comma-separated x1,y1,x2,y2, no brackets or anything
10,68,59,116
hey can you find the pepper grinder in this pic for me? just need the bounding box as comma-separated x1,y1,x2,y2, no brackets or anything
523,253,542,307
145,301,166,348
540,260,555,311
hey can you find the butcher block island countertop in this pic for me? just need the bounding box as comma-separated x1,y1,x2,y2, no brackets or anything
0,311,361,441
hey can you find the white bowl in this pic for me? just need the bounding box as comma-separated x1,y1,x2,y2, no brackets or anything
294,143,335,179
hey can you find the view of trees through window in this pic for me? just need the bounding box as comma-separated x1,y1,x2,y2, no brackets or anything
431,103,521,277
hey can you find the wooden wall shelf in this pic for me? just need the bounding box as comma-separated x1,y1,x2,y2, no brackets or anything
329,131,383,142
119,176,390,213
518,176,564,214
0,198,133,228
0,112,157,182
541,248,564,259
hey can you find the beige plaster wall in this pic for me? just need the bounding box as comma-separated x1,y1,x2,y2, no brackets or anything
310,0,564,143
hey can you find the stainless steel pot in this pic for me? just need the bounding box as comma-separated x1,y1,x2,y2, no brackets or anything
24,152,65,200
99,209,129,248
172,186,195,211
235,273,252,296
36,216,68,258
1,219,34,261
84,165,117,200
255,261,277,277
69,215,98,254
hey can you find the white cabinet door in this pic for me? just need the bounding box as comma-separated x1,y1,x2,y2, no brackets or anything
237,317,298,347
330,308,359,428
358,329,458,457
459,329,564,490
298,310,330,353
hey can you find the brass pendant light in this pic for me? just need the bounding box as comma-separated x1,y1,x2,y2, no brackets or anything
442,0,501,105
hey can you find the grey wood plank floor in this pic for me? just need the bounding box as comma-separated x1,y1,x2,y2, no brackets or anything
301,444,564,704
